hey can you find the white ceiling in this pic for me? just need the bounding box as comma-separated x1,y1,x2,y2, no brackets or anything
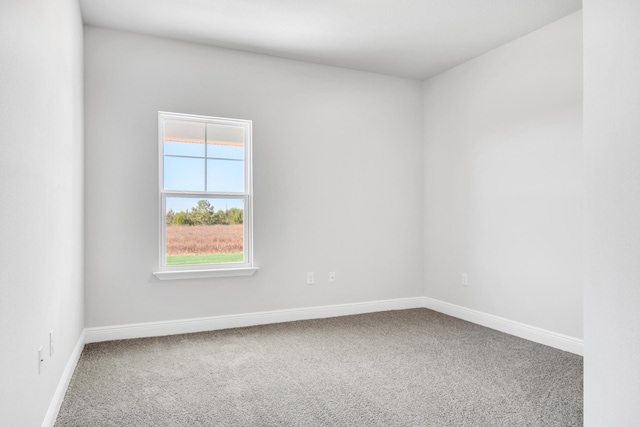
79,0,582,80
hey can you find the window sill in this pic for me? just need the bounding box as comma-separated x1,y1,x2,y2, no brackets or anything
153,267,259,280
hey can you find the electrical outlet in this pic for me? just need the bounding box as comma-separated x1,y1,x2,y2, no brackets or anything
49,330,54,357
461,273,468,286
38,347,43,375
307,272,314,285
329,272,336,283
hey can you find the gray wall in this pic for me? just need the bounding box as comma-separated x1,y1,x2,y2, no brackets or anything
422,12,583,339
584,1,640,424
83,27,424,328
0,0,84,425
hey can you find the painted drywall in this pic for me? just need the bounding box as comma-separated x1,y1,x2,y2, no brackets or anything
0,0,84,425
83,27,423,328
422,12,583,339
583,1,640,424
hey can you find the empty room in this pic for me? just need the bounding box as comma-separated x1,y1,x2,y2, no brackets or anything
1,0,639,426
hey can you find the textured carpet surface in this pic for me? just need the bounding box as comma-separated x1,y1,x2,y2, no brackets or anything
56,309,583,426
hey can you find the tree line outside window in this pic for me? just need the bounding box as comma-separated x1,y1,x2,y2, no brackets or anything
166,200,243,226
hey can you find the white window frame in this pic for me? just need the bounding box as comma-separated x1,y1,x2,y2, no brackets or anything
153,111,258,280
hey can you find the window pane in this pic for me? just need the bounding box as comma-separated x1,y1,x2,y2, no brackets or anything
165,197,244,265
206,159,244,192
164,140,205,157
207,123,245,159
164,119,205,144
164,120,206,156
163,156,204,191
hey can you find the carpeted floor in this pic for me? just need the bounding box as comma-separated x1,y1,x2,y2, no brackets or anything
55,309,583,426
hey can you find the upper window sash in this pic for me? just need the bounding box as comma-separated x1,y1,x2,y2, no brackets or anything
160,113,251,196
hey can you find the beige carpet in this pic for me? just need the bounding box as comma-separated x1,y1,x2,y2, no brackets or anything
55,309,583,426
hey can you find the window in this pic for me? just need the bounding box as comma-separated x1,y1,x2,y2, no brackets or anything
154,112,257,280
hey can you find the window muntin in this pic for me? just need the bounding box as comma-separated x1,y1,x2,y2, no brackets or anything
159,112,253,271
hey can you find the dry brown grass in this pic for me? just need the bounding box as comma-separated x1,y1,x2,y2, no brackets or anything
166,224,243,255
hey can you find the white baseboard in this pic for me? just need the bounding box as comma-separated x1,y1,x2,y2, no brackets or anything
84,296,583,355
84,297,425,344
421,296,584,355
41,330,85,427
